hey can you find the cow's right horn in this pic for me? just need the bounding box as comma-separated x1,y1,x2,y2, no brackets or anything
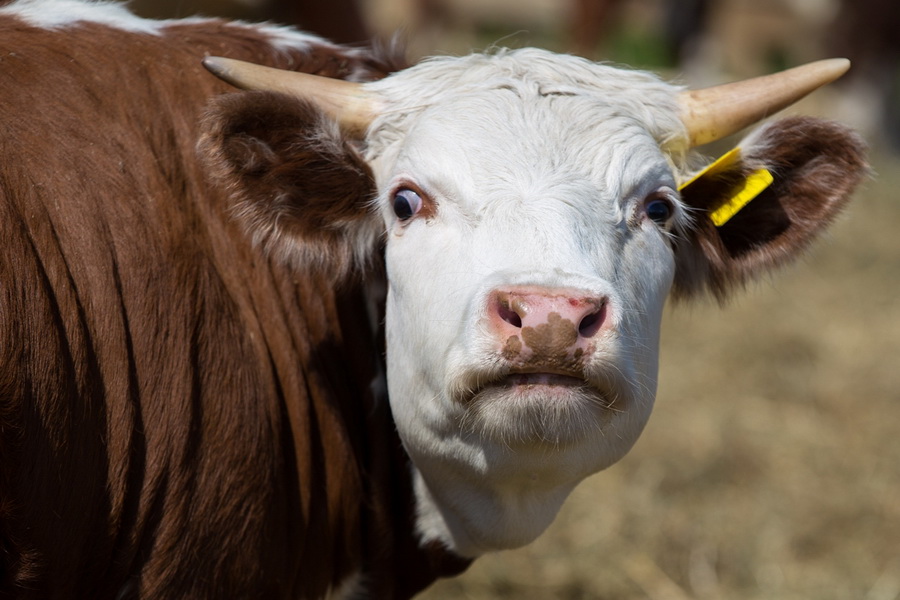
679,58,851,147
202,56,379,137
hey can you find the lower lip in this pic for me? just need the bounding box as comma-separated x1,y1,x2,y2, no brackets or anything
504,373,585,387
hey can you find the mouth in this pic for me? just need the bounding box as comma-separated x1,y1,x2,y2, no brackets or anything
476,370,609,407
458,368,621,446
467,365,602,397
499,372,586,388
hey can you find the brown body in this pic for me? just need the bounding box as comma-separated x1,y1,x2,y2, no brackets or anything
0,11,465,599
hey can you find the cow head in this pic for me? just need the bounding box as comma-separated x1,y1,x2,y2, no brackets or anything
199,49,867,557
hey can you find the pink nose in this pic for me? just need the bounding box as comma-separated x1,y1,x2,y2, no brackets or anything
488,287,610,352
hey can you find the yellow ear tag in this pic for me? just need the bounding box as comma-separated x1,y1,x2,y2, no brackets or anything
678,148,774,227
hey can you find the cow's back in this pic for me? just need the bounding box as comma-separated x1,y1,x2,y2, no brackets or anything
0,9,415,598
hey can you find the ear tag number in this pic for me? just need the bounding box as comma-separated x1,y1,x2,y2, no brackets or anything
679,148,774,227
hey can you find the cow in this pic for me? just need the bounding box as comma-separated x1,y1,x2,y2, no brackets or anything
0,0,867,598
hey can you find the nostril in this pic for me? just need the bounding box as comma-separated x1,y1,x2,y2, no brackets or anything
577,303,606,338
498,303,522,328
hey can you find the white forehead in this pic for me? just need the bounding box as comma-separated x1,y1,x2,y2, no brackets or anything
394,93,677,210
366,48,690,194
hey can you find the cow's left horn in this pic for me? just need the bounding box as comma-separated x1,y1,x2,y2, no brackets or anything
202,56,379,137
679,58,850,147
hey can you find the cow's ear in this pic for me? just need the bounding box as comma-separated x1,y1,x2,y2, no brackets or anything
199,90,382,280
672,116,868,300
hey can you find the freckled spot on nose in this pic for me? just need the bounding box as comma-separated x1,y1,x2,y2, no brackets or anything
502,335,523,360
521,312,578,354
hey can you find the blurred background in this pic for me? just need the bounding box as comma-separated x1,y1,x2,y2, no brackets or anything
132,0,899,597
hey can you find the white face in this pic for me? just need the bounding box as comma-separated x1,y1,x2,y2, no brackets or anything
364,50,689,554
375,94,682,460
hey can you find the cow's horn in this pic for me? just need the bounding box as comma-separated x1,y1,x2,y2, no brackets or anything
202,56,378,137
679,58,850,147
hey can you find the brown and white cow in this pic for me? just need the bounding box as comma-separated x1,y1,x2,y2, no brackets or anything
0,0,867,598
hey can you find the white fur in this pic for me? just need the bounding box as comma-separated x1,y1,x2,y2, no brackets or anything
359,49,694,557
326,570,365,600
0,0,327,53
0,0,180,33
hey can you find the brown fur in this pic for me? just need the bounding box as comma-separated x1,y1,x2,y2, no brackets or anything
0,11,464,600
674,116,869,300
199,91,381,279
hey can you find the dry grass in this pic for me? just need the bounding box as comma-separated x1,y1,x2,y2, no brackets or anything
420,153,900,600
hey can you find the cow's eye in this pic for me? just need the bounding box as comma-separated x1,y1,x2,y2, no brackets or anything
644,193,674,226
393,188,423,221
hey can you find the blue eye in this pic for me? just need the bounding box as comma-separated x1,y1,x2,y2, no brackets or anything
645,196,673,226
393,188,423,221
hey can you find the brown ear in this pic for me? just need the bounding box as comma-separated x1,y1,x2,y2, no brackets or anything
199,90,382,279
673,116,869,300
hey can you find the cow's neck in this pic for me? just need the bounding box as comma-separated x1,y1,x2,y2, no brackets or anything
409,455,580,558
